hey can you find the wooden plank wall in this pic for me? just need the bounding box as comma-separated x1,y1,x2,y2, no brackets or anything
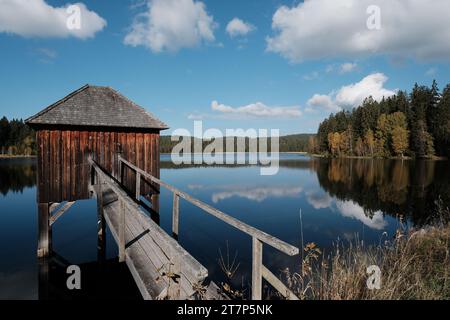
37,129,160,203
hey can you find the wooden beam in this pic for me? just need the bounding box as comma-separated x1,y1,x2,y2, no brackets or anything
49,201,75,226
251,237,263,300
37,203,51,258
261,265,299,300
49,202,61,214
172,193,179,238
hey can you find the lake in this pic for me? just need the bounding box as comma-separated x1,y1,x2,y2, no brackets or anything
0,154,449,299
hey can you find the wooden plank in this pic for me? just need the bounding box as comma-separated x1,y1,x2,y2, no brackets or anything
82,131,90,199
104,132,110,172
104,187,204,299
43,130,50,203
52,130,62,202
136,133,144,194
70,131,77,201
261,265,299,300
251,237,263,300
103,206,167,299
62,130,70,200
90,159,208,279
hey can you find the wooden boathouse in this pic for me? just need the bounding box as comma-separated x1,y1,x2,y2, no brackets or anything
26,85,300,300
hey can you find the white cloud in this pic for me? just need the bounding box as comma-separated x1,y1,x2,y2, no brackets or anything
336,200,387,230
307,73,397,112
307,94,341,112
335,73,397,108
226,18,255,38
267,0,450,63
303,71,320,81
124,0,216,53
306,191,334,209
0,0,106,39
211,100,302,118
212,186,302,203
188,184,302,203
340,62,357,73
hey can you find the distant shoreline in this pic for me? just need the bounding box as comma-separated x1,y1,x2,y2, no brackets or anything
309,154,448,161
0,155,36,159
160,151,309,155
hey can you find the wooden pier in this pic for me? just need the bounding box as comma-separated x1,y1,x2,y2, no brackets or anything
26,85,300,300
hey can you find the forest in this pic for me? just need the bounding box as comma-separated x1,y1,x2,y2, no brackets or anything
312,81,450,158
160,134,314,153
0,117,36,156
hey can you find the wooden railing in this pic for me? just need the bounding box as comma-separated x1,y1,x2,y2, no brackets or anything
118,155,300,300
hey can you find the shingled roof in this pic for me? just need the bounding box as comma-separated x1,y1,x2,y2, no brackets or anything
26,85,168,130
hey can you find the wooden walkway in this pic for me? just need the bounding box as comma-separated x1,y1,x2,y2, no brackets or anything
88,156,299,300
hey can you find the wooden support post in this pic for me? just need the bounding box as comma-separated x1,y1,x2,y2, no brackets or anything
151,194,160,225
252,237,263,300
135,172,141,200
38,257,50,300
96,183,106,262
172,193,179,238
151,194,160,214
118,158,123,184
118,199,126,262
37,203,51,258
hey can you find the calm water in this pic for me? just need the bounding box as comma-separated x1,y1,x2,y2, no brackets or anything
1,155,449,299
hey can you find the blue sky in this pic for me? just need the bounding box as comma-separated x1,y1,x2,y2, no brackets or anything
1,0,450,135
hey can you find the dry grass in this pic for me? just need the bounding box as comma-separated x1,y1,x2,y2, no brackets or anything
281,225,450,300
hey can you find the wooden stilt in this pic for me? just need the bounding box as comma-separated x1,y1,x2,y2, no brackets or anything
96,184,106,262
37,203,51,258
38,257,50,300
151,194,160,214
251,237,263,300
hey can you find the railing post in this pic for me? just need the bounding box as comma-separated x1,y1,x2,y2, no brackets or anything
135,172,141,201
118,199,126,262
172,193,179,238
252,237,263,300
118,156,123,184
96,176,106,262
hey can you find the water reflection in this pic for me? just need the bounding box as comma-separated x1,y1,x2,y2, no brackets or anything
1,155,449,299
188,184,302,203
0,158,36,196
315,158,450,226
